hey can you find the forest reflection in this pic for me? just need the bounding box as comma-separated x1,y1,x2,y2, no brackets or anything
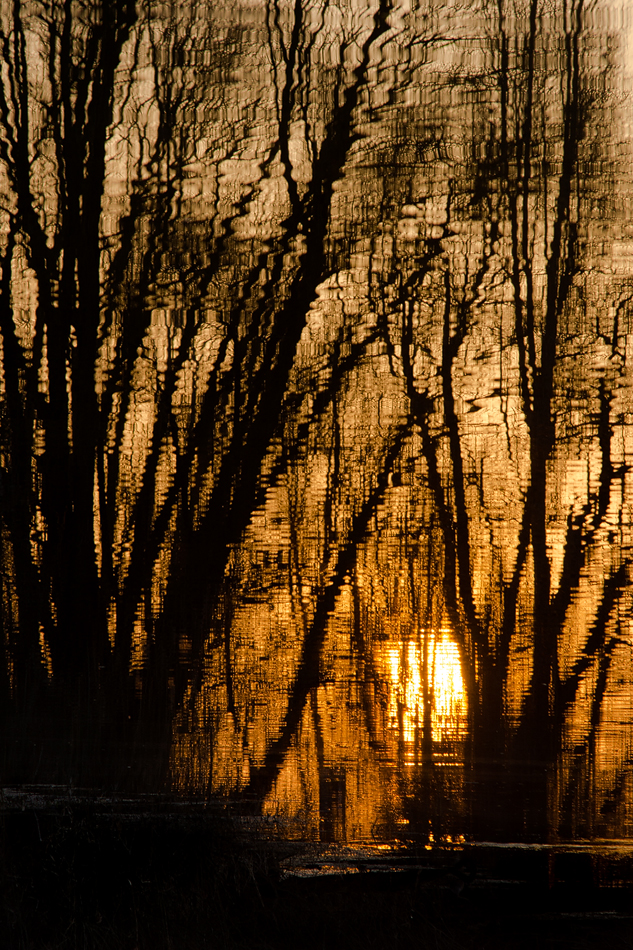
1,0,633,845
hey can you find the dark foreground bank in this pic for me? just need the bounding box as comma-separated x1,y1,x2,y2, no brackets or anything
2,794,633,949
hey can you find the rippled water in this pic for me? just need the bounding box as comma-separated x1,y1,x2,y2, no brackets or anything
2,0,633,847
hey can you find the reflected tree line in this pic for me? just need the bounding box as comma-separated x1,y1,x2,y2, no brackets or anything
365,0,633,838
1,0,632,840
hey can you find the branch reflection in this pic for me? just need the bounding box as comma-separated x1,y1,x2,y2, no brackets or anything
0,0,632,845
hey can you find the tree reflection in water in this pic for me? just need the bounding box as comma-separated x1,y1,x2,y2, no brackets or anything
1,0,633,845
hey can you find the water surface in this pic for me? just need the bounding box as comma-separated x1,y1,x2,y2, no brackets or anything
2,0,633,849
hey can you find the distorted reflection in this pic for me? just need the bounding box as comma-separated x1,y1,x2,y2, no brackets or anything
2,0,633,847
381,632,466,755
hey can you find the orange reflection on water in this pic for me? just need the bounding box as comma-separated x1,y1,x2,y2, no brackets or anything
381,630,467,757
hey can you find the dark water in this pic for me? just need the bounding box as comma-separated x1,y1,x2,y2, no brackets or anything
2,0,633,848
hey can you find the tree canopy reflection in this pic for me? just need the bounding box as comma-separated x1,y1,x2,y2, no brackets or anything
1,0,632,843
